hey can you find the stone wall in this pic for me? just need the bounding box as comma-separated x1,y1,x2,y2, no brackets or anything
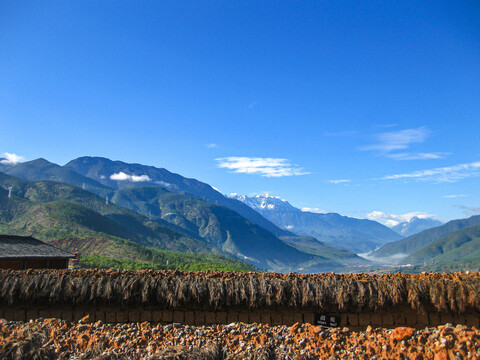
1,304,478,330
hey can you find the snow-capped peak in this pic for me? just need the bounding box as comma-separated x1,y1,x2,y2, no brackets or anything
232,194,296,212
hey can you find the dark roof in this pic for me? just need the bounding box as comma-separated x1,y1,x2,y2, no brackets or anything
0,235,74,259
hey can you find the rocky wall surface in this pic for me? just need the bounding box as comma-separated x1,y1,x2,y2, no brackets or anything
1,304,478,330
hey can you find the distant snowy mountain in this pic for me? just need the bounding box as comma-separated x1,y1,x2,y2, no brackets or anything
233,194,297,213
391,217,443,237
232,194,402,253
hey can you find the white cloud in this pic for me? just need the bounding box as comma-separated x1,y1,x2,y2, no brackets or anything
329,179,351,184
301,207,329,214
110,172,151,182
0,152,25,165
382,161,480,183
386,152,449,160
362,127,429,152
366,210,437,227
284,225,295,230
205,143,218,148
360,127,445,161
248,101,259,109
215,157,310,177
441,194,467,198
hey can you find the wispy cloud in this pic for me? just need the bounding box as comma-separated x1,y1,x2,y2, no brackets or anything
301,207,329,214
110,172,151,182
367,210,438,227
362,127,429,152
328,179,351,184
0,152,25,165
248,101,259,109
205,143,218,148
382,161,480,183
216,157,310,177
386,152,449,160
360,126,446,161
441,194,468,198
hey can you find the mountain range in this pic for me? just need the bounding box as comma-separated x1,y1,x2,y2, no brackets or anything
0,172,211,252
65,156,294,238
2,155,478,272
0,158,367,271
233,194,402,253
0,173,259,272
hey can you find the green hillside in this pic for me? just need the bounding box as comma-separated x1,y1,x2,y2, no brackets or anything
0,188,255,272
0,172,212,253
53,236,257,272
405,225,480,266
371,215,480,260
0,172,339,271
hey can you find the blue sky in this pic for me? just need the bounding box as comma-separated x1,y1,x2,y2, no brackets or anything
1,1,479,224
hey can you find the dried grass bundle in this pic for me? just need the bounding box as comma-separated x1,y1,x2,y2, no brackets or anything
1,270,479,313
0,324,56,360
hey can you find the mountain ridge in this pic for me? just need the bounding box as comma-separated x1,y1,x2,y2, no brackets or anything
0,172,212,253
108,185,325,269
233,194,403,253
64,156,295,238
0,169,341,271
1,158,112,197
0,188,255,272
